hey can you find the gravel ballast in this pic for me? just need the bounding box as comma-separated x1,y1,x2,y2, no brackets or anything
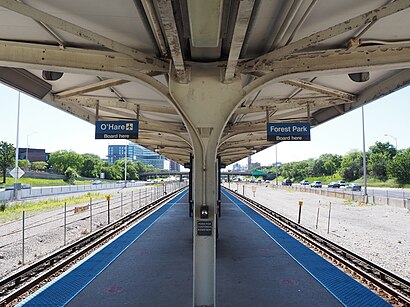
228,183,410,281
1,184,409,283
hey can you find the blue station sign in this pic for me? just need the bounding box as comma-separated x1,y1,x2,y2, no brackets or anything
95,120,139,139
267,122,310,141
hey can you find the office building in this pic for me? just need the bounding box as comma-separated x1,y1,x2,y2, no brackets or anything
108,143,173,170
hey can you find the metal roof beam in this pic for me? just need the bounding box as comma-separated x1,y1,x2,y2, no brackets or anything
136,138,190,149
224,0,255,83
65,97,177,115
220,139,267,151
44,98,96,124
55,79,129,99
281,80,356,102
156,0,187,83
243,44,410,77
0,0,168,71
244,0,410,70
356,69,410,107
140,0,168,57
0,41,170,99
234,97,345,114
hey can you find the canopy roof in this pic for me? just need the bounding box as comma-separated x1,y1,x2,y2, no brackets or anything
1,0,410,165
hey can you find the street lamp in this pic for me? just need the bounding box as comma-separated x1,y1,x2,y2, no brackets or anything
361,106,368,201
384,134,397,149
124,142,128,187
26,131,37,162
275,145,278,185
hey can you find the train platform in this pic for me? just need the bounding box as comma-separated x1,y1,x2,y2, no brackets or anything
18,189,389,306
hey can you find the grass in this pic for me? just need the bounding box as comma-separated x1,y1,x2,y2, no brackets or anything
0,192,104,223
0,177,93,188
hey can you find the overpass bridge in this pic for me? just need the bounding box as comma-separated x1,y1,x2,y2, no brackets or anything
140,170,275,181
1,1,410,305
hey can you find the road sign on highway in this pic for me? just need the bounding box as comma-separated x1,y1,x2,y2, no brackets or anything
9,167,24,179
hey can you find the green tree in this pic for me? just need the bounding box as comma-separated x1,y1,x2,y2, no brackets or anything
48,150,84,172
64,167,78,184
369,141,396,158
339,151,363,182
32,161,48,171
0,141,15,183
280,160,310,181
312,154,341,176
368,152,389,180
368,142,396,181
18,159,30,169
387,149,410,185
80,153,103,178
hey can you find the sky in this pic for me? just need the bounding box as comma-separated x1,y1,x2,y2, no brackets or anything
0,82,409,167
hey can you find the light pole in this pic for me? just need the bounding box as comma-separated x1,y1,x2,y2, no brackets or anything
384,134,397,149
124,142,127,187
26,131,37,162
275,145,278,185
361,106,368,201
14,92,21,199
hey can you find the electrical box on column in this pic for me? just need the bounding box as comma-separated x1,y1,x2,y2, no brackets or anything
197,204,212,236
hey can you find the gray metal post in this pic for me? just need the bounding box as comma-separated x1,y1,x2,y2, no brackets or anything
89,197,93,232
22,210,25,265
121,193,123,216
327,202,332,234
108,198,111,224
131,191,134,211
64,202,67,245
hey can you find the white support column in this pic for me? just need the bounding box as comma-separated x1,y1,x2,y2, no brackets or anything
169,65,243,306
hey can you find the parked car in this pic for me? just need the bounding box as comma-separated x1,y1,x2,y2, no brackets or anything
5,184,31,190
327,182,340,188
338,180,346,187
310,181,322,188
300,179,309,185
346,183,361,191
281,179,292,186
92,180,103,185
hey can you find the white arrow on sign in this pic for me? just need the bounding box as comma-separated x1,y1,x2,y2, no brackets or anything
9,167,25,179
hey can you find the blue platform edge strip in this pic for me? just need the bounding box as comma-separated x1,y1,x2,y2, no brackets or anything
223,190,391,307
18,190,187,307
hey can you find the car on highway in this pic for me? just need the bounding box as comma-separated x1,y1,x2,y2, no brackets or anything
310,181,322,188
281,179,292,186
300,179,309,185
346,183,361,191
92,180,103,185
5,184,31,190
327,182,340,188
338,180,346,187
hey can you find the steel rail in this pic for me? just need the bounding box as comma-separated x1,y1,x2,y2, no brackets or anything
0,187,186,306
225,188,410,306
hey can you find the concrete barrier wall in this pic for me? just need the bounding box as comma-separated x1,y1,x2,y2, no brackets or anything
0,182,146,202
226,183,409,210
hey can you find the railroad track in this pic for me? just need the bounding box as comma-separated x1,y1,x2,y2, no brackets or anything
226,188,410,306
0,188,186,307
